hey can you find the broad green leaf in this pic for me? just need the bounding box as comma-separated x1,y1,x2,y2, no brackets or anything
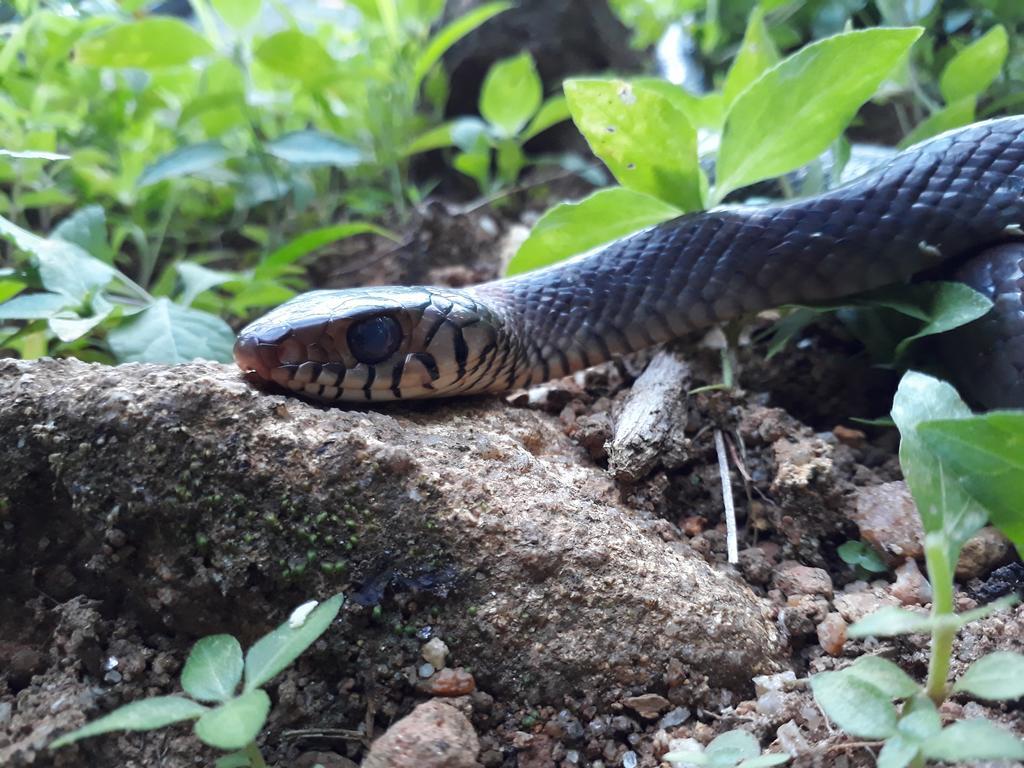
454,149,491,192
193,690,270,751
877,735,920,768
923,719,1024,761
107,298,235,364
50,696,207,748
844,656,920,698
564,79,702,210
522,96,571,141
265,131,364,168
214,752,252,768
49,296,115,343
255,223,400,280
480,53,542,138
899,97,976,149
226,280,295,315
890,371,987,564
715,27,922,200
0,278,26,303
632,78,724,131
722,7,779,108
413,2,511,87
0,292,74,320
177,262,238,307
955,594,1019,627
75,19,214,69
953,651,1024,700
837,540,888,573
404,120,465,155
848,606,939,638
138,143,230,187
872,281,992,358
940,24,1008,103
182,635,244,703
255,30,336,85
212,0,261,29
243,594,344,692
663,751,709,766
53,205,112,263
896,698,942,741
810,671,898,739
508,187,681,276
918,412,1024,549
706,729,760,761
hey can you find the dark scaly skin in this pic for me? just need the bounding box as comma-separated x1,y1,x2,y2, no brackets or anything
234,117,1024,406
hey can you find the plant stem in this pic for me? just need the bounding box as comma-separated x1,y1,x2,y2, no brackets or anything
243,741,268,768
923,535,955,705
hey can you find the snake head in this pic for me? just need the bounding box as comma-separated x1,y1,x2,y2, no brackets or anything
233,286,507,402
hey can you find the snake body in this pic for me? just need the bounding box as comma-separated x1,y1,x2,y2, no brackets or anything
235,117,1024,407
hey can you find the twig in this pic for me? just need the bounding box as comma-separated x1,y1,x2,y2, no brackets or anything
714,428,739,563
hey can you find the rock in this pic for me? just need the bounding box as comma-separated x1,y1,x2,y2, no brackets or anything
772,562,833,598
833,584,901,623
816,613,847,657
421,637,449,669
890,559,932,606
0,359,784,709
850,481,924,564
956,527,1013,580
362,699,479,768
831,425,866,449
423,668,476,697
622,693,670,720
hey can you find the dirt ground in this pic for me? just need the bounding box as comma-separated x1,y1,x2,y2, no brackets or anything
1,198,1022,768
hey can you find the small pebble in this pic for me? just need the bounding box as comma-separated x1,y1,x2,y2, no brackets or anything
816,612,847,657
425,667,476,696
418,663,435,678
623,751,637,768
891,559,932,606
658,706,690,729
421,637,449,669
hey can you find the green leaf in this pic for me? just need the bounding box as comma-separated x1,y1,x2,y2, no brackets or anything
706,730,761,762
844,656,920,699
722,6,779,108
899,97,976,149
917,412,1024,550
107,298,235,364
0,292,74,320
212,0,261,29
564,79,702,211
49,297,115,343
876,734,921,768
837,540,889,573
923,719,1024,761
177,262,238,307
214,752,252,768
940,24,1008,103
53,205,112,263
480,53,542,138
874,282,992,358
75,18,214,69
255,29,336,85
0,278,26,303
413,1,511,87
810,671,898,739
243,595,344,692
953,651,1024,700
193,689,270,751
50,696,207,748
265,131,364,168
890,371,987,564
255,223,400,280
847,606,938,638
632,79,724,131
138,143,230,187
715,27,923,200
522,96,571,141
508,187,681,276
663,751,709,766
181,635,244,703
954,594,1019,627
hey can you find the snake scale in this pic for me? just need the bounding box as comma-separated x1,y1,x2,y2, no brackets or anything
234,117,1024,408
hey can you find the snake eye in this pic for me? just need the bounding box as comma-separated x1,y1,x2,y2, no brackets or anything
347,315,403,364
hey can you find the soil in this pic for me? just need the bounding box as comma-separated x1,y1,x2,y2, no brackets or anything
1,199,1022,768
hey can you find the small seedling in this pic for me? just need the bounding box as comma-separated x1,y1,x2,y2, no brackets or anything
837,540,889,576
50,595,345,768
811,371,1024,766
664,729,790,767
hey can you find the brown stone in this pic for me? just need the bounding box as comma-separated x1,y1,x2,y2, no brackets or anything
363,699,479,768
850,481,925,564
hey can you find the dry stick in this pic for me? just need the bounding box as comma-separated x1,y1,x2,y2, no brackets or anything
714,429,739,563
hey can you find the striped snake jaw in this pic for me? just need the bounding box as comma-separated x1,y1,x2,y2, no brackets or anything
233,286,519,403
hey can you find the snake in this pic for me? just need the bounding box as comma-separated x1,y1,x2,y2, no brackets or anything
234,117,1024,408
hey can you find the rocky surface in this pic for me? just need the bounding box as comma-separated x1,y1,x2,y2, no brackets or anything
0,357,784,766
